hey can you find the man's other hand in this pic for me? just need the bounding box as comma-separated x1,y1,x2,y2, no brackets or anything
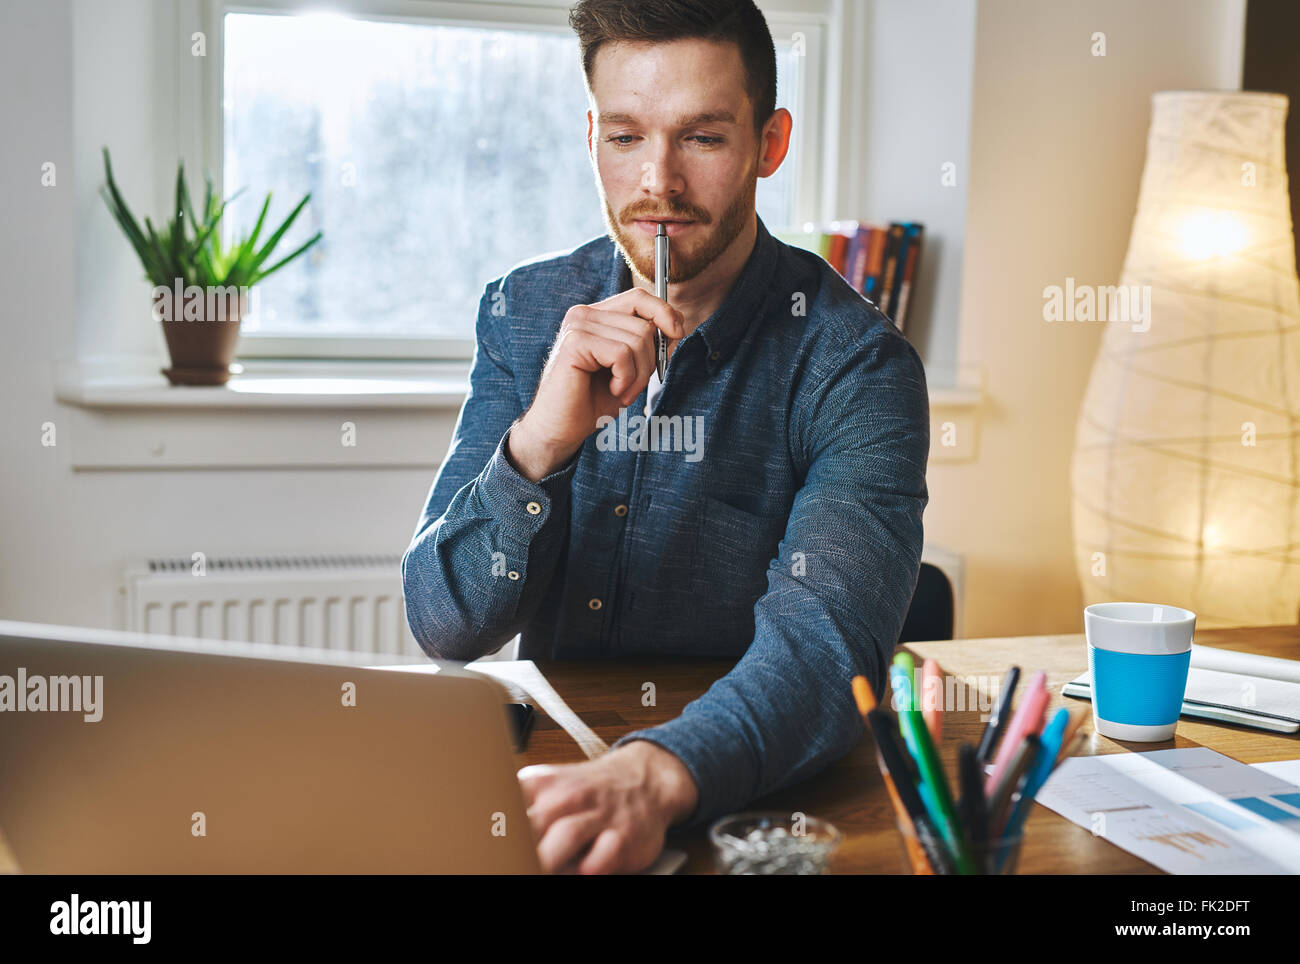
518,740,698,874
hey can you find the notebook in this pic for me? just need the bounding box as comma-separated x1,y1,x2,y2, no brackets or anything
1062,643,1300,734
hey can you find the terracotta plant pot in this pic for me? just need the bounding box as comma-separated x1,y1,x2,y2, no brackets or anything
157,288,246,386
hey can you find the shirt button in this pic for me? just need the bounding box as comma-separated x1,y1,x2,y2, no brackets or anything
507,570,520,580
588,598,602,611
613,504,628,517
525,501,541,515
710,350,720,361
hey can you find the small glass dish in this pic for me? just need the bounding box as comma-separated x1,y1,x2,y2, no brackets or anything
895,817,1024,875
709,811,842,875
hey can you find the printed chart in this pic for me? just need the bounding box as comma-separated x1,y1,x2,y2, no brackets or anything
1034,748,1300,874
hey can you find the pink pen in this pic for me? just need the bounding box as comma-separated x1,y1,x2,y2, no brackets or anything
984,670,1049,796
921,658,943,743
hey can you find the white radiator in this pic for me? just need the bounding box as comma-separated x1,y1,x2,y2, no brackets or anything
124,547,961,658
125,554,425,658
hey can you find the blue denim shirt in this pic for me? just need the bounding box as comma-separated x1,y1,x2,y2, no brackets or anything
402,216,929,827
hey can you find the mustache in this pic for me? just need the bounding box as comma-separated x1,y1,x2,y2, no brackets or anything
620,204,710,224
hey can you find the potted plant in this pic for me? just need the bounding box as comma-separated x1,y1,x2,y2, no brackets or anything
100,147,323,385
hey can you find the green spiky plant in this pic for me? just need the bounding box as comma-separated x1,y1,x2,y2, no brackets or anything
100,146,323,296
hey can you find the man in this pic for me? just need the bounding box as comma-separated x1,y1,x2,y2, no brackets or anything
402,0,929,874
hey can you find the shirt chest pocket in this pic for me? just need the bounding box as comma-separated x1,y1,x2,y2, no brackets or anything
692,496,787,607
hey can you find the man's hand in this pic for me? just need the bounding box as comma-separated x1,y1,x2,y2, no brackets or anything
507,289,686,482
518,740,699,874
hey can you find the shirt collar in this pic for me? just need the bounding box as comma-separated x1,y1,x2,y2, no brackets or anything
600,214,780,375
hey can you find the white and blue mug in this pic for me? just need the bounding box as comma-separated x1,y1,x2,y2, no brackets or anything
1084,602,1195,742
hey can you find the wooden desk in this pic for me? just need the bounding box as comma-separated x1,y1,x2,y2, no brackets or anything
3,626,1295,874
511,625,1300,874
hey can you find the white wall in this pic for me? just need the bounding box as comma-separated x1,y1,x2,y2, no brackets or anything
75,0,173,361
854,0,978,383
1,0,451,630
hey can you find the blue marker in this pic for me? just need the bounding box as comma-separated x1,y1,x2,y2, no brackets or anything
996,707,1070,870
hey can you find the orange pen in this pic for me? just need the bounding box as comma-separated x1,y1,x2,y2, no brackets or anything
852,675,935,875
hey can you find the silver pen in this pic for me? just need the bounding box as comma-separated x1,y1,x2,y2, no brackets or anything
654,222,669,382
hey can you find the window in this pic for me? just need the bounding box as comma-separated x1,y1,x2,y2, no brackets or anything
218,5,810,358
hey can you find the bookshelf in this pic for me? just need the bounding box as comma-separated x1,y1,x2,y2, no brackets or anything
774,221,927,334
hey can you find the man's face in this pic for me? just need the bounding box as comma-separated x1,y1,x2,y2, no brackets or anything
586,38,761,284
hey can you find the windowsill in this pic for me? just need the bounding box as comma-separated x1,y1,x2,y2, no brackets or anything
928,385,980,410
55,358,983,412
52,356,980,471
55,357,474,411
52,357,471,469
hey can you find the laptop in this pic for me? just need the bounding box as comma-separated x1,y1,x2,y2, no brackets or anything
0,620,541,873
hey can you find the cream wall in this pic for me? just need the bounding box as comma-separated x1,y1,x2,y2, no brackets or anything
926,0,1247,638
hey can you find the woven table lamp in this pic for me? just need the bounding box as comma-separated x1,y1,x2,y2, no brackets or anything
1072,91,1300,628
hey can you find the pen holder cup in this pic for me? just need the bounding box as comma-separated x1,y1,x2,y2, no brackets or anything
895,818,1024,875
709,811,843,875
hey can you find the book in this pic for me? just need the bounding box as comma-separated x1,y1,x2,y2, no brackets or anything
894,223,925,331
1062,644,1300,734
828,231,849,277
831,221,863,279
850,224,882,294
772,220,926,333
862,226,887,304
845,227,867,290
884,224,912,319
877,223,905,324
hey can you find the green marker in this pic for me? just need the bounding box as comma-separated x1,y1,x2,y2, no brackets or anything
892,651,916,711
889,661,976,875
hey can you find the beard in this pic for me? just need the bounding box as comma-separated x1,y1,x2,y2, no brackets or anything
601,164,757,285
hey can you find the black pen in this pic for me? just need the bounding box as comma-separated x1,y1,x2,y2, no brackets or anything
654,222,669,382
988,734,1038,841
977,665,1020,764
957,742,989,868
869,708,956,875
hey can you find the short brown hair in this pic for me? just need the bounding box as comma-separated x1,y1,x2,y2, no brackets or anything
568,0,777,138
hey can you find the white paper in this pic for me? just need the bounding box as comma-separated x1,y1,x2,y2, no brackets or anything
1192,644,1300,684
1034,747,1300,874
371,659,610,759
467,659,610,760
1251,759,1300,786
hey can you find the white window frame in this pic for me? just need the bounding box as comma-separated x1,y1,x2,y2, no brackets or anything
195,0,834,360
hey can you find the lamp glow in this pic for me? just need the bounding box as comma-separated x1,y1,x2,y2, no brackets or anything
1178,210,1249,260
1072,91,1300,628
